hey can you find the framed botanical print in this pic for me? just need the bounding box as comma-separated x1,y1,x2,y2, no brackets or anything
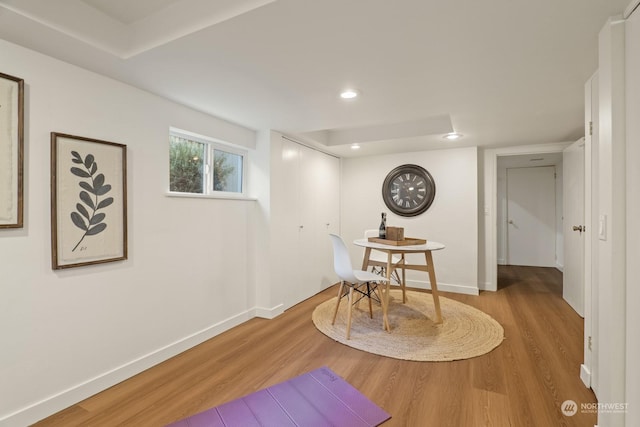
0,72,24,228
51,133,128,269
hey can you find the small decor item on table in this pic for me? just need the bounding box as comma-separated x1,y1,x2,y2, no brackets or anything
378,212,387,239
386,226,404,241
367,236,427,246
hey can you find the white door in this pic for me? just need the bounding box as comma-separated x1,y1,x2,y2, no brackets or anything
297,144,319,302
506,167,556,267
280,140,341,308
563,139,585,317
280,138,304,308
315,151,341,288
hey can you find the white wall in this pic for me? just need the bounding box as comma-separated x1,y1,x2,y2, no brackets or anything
496,165,507,265
625,4,640,425
341,147,478,295
477,152,486,290
0,40,258,426
248,130,278,317
595,16,626,427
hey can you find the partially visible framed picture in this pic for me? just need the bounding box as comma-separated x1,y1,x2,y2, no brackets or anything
0,72,24,229
51,133,127,269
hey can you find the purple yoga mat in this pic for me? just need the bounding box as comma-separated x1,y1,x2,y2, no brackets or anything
167,366,391,427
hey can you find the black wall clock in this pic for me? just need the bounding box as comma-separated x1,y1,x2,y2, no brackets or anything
382,164,436,217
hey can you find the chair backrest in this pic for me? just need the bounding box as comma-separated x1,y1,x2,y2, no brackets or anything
364,229,378,238
329,234,358,283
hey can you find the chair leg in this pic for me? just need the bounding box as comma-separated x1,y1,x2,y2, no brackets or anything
331,281,345,325
346,286,354,340
372,285,381,303
355,287,363,309
401,255,407,303
367,282,374,318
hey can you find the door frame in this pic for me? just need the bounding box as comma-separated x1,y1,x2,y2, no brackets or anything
581,72,597,389
482,142,569,291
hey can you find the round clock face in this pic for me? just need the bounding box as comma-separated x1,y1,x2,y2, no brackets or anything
382,164,436,217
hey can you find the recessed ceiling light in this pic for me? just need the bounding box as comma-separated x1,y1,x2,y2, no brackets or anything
340,89,359,99
443,132,462,140
351,143,361,150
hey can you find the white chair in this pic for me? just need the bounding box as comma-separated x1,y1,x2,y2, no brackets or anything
329,234,388,339
363,229,406,302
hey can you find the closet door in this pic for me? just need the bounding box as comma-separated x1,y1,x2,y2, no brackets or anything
315,151,340,288
296,144,320,302
279,138,304,308
279,139,340,308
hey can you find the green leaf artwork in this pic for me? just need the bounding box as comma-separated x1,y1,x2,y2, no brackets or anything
69,151,113,251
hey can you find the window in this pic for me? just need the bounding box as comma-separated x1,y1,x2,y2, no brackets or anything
169,129,246,196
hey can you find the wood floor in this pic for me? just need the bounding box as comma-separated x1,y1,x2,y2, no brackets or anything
35,266,596,427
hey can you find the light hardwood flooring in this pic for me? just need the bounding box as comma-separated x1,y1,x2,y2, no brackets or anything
35,266,596,426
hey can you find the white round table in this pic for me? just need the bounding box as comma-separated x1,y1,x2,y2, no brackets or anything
353,238,446,331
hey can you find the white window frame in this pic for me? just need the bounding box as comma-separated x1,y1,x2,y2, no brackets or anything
168,127,248,199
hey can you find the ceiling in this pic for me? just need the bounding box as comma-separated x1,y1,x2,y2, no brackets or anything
0,0,630,157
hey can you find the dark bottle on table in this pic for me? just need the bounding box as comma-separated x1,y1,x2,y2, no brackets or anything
379,212,387,239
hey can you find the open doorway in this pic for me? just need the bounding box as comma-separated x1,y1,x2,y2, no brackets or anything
482,143,568,293
496,153,563,271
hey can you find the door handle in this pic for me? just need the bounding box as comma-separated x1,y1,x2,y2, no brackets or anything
572,225,583,232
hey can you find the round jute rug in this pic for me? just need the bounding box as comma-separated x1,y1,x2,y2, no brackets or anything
312,289,504,361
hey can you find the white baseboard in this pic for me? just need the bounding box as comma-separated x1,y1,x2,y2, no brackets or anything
497,258,506,265
253,304,284,319
407,280,480,296
580,364,592,388
478,281,493,291
556,263,564,272
0,309,256,427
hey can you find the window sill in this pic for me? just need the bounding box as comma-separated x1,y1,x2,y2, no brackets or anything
165,192,257,201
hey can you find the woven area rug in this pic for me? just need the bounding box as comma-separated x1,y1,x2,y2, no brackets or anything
312,289,504,361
